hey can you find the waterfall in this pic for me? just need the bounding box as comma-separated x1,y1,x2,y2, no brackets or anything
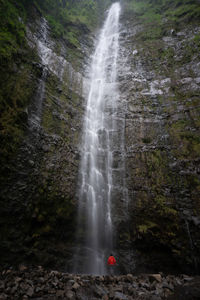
28,17,69,131
74,2,121,275
28,18,48,131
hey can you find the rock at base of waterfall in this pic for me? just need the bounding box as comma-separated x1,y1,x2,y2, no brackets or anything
1,267,199,300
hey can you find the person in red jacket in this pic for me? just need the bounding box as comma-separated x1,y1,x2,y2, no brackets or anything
107,254,116,275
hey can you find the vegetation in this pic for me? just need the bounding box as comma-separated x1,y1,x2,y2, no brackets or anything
0,0,114,269
123,0,200,41
0,0,26,62
0,0,112,174
121,0,200,272
32,0,112,45
124,0,200,23
0,0,200,271
0,0,38,175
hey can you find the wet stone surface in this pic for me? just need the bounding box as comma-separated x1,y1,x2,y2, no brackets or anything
0,266,200,300
114,9,200,274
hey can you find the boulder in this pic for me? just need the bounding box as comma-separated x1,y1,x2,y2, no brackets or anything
26,287,34,297
56,290,65,297
19,265,27,272
72,282,80,290
65,290,75,299
167,277,200,300
149,274,162,283
126,274,134,282
114,291,128,300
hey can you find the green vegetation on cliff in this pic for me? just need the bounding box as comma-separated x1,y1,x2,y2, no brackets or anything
0,0,113,270
124,0,200,40
0,0,111,175
0,0,26,61
120,0,200,273
34,0,99,44
31,0,112,45
0,0,199,273
0,0,39,175
124,0,200,23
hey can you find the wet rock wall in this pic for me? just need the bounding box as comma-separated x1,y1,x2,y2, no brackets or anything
115,7,200,274
0,6,91,269
1,0,200,275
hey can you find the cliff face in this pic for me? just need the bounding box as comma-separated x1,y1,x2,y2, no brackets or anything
0,0,200,274
0,0,103,269
115,0,200,274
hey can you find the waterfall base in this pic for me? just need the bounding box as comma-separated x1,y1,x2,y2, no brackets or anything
1,266,199,300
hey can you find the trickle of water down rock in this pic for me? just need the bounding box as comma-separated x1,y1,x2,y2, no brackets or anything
74,3,121,275
28,17,68,132
28,17,49,132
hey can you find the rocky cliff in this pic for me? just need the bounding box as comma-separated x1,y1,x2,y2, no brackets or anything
0,0,112,270
115,0,200,274
0,0,200,275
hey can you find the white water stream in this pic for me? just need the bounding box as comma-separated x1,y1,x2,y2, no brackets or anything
28,17,82,131
75,2,121,275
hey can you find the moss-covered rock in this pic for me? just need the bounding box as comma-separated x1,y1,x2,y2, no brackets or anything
0,0,107,269
116,0,200,274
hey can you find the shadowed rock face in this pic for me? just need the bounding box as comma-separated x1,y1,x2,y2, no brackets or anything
0,8,89,270
0,1,200,275
114,7,200,274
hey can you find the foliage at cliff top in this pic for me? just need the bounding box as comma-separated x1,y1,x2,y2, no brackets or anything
0,0,29,168
124,0,200,25
122,0,200,42
0,0,112,61
0,0,112,168
31,0,113,45
0,0,26,62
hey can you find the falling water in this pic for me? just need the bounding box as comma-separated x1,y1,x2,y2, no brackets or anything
28,17,70,131
28,18,48,131
75,2,121,275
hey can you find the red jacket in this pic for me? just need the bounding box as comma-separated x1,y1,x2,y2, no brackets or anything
107,256,116,265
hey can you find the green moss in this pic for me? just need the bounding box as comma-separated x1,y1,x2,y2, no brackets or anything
0,1,43,176
0,61,38,173
124,0,200,24
193,33,200,45
30,187,76,240
37,214,45,222
0,0,26,62
154,195,178,217
166,3,200,22
139,25,163,41
46,15,65,38
132,191,182,255
138,221,158,234
31,0,112,49
169,119,200,159
161,47,175,61
124,0,200,47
